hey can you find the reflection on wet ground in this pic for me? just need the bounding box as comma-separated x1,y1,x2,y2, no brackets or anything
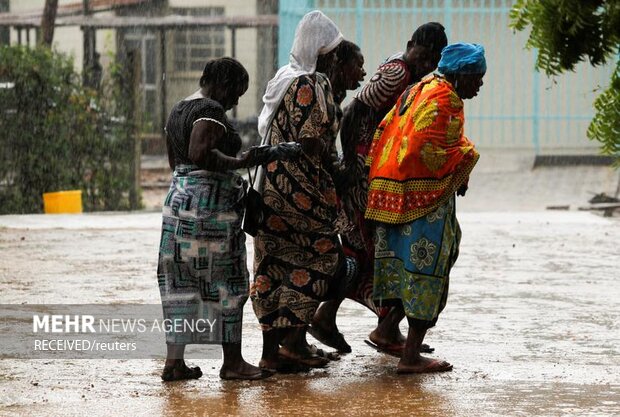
0,211,618,416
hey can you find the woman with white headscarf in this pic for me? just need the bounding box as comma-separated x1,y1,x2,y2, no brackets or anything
250,10,353,372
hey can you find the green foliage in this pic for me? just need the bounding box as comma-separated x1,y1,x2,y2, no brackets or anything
510,0,619,76
0,46,138,213
510,0,620,165
588,60,620,165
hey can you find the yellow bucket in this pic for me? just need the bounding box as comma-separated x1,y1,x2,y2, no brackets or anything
42,190,83,214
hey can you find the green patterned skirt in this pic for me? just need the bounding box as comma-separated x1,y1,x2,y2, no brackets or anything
373,196,460,328
157,165,248,344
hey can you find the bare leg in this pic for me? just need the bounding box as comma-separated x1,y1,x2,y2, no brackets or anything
258,328,315,372
308,299,351,353
220,342,270,380
280,326,329,367
369,305,406,346
312,299,344,332
399,321,428,367
165,343,185,366
281,327,305,353
258,329,282,370
161,344,202,381
397,319,451,374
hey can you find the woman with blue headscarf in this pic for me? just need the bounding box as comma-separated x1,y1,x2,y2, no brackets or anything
365,43,485,373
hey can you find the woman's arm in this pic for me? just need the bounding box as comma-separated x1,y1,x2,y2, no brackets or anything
189,120,301,171
188,120,250,171
340,99,367,170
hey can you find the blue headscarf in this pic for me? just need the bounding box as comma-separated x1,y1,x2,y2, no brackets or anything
438,43,486,75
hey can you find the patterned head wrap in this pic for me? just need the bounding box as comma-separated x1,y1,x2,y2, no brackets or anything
438,43,486,75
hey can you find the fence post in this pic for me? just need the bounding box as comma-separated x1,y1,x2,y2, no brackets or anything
124,49,142,210
159,29,167,135
355,0,363,46
532,50,541,154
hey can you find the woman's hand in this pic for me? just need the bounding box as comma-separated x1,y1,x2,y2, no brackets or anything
271,142,302,161
244,142,302,166
457,184,468,196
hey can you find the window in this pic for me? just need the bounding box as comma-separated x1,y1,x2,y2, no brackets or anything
172,7,225,72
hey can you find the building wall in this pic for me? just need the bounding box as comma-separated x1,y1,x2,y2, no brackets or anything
167,0,260,120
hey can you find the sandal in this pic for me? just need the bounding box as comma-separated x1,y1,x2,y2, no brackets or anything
309,344,340,361
396,359,453,374
161,365,202,382
308,325,352,353
364,340,435,357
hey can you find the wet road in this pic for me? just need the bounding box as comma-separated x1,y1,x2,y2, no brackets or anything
0,211,618,416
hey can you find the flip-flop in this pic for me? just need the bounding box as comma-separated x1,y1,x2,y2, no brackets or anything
309,344,340,361
161,365,202,382
307,325,352,353
396,359,453,374
364,340,434,356
364,340,402,357
219,368,274,380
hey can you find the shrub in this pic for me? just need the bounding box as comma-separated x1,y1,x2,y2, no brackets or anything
0,45,137,213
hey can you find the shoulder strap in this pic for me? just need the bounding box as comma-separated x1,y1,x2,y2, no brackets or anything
250,124,273,193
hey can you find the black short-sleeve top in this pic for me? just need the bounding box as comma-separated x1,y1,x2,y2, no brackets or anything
164,96,242,167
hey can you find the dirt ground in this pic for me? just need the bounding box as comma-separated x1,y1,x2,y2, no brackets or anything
1,153,619,416
0,205,618,416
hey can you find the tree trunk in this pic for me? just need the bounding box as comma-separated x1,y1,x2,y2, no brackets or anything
39,0,59,47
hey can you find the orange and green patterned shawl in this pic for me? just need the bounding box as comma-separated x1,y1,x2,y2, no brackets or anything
365,74,479,224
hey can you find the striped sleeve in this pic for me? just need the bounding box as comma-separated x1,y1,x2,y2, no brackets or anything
355,60,410,112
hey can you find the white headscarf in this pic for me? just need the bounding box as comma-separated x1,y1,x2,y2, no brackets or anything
257,10,343,140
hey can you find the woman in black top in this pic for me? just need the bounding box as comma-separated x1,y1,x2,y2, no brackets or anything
158,57,299,381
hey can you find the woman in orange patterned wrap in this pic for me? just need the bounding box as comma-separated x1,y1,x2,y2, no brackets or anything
366,43,485,373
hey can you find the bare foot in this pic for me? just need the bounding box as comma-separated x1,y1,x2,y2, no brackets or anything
369,325,407,345
278,346,329,368
369,330,434,354
258,357,310,374
307,324,351,353
308,344,340,361
161,363,202,381
396,357,452,374
369,328,398,347
219,360,273,380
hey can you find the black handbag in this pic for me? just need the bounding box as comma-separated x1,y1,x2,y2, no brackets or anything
242,166,265,237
